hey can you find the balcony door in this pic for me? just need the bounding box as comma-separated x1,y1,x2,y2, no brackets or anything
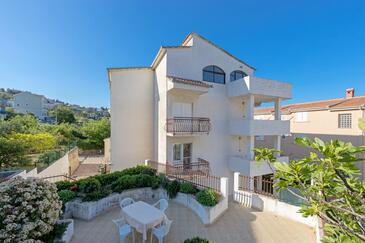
172,102,192,118
173,143,192,169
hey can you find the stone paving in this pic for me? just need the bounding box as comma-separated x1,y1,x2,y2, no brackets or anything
72,156,104,178
70,202,316,243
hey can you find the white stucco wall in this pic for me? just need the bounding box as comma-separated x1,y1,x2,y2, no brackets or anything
110,69,154,171
109,34,291,193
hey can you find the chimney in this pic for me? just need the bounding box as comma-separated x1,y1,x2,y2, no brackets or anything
346,88,355,98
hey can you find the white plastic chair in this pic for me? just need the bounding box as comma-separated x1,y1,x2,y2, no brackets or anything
150,216,172,243
112,218,135,243
120,197,135,208
153,199,169,213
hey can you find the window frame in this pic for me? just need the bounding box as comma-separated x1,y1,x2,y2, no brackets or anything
295,112,308,122
202,65,226,84
338,113,352,129
230,70,247,82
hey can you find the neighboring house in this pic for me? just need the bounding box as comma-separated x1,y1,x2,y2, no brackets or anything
255,88,365,178
12,91,47,119
108,33,292,192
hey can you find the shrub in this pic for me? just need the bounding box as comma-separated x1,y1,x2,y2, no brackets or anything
111,175,136,193
95,171,124,186
111,174,160,193
184,237,214,243
0,177,62,242
58,189,76,206
159,174,169,189
151,176,161,189
121,165,156,176
55,180,75,191
167,180,180,199
39,222,68,243
196,189,220,206
78,177,101,194
180,182,198,195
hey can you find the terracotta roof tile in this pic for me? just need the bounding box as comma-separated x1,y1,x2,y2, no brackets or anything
167,76,213,88
255,96,365,114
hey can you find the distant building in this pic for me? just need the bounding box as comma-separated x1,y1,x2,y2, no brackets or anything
12,91,47,119
255,88,365,179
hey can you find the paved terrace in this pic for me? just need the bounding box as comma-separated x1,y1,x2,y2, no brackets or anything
71,202,315,243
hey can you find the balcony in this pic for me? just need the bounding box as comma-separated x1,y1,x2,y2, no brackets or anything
227,76,292,99
229,119,289,136
167,76,211,96
228,156,289,177
166,117,211,136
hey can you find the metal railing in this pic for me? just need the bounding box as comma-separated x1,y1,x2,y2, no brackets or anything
238,175,275,198
146,160,220,192
166,117,211,135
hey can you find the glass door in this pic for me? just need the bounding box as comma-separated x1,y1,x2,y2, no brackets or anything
173,143,192,170
183,143,192,170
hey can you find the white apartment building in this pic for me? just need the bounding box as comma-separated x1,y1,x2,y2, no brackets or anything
108,33,292,192
13,91,47,119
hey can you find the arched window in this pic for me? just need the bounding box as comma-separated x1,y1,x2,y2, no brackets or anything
202,65,225,84
230,70,247,82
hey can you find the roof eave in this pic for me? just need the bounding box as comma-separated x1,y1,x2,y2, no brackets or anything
182,32,256,71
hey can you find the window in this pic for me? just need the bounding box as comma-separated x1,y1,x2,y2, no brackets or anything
230,70,247,82
202,65,225,84
338,113,352,128
295,112,308,122
173,143,192,166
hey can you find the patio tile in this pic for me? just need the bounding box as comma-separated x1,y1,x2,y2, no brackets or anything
71,202,316,243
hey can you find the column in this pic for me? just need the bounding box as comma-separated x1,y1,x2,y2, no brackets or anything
274,135,281,157
246,94,255,120
274,97,282,120
248,136,255,160
274,98,282,156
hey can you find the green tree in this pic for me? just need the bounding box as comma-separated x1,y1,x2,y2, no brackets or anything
77,118,110,150
50,105,76,124
255,138,365,242
0,137,28,168
8,133,57,153
0,114,39,135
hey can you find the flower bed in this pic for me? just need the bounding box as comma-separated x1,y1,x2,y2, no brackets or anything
54,219,74,243
56,165,227,224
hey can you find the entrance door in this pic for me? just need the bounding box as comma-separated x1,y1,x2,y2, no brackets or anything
173,143,192,170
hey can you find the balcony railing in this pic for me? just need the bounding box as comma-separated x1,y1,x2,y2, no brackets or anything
145,159,220,192
166,117,211,135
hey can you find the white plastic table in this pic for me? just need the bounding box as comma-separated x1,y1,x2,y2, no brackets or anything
121,201,165,242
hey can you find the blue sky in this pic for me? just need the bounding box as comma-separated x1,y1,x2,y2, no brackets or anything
0,0,364,108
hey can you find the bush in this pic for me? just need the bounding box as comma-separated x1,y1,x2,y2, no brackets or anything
55,180,75,191
121,165,156,176
58,189,76,206
111,174,161,193
167,180,180,199
184,237,214,243
78,177,101,194
95,171,124,186
196,189,220,206
39,222,68,243
159,174,169,189
111,175,136,193
0,177,62,242
180,182,198,195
